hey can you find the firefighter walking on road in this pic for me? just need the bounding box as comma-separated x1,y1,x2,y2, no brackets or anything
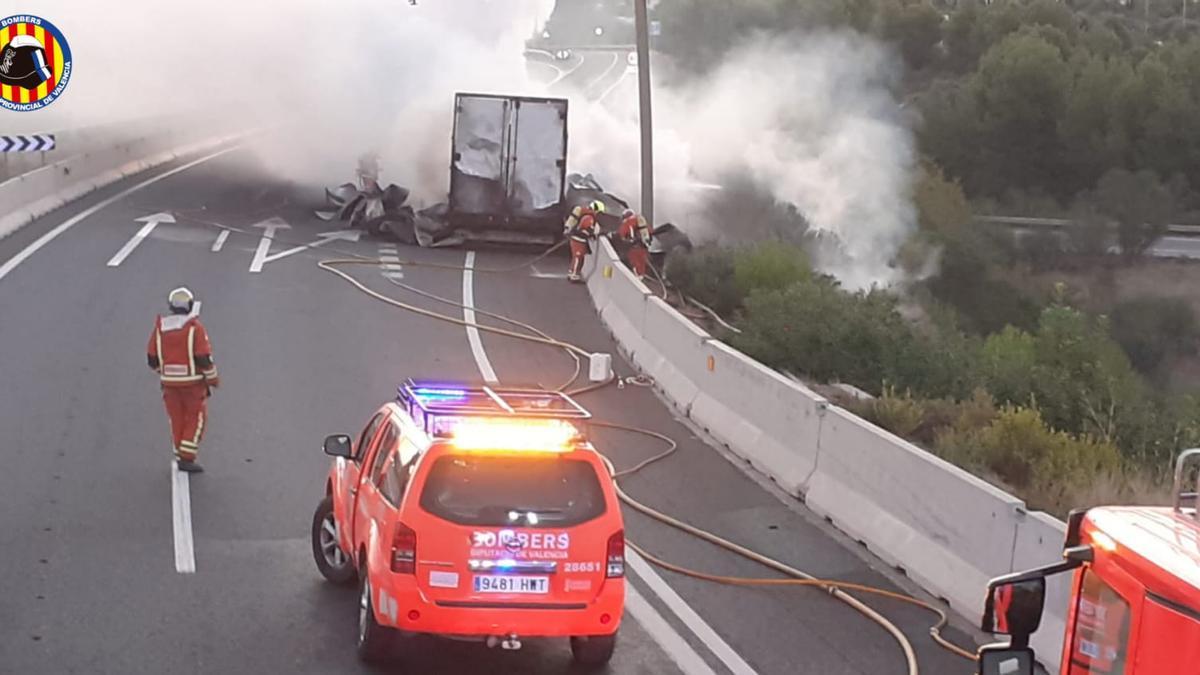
618,208,652,279
564,200,605,282
147,287,219,473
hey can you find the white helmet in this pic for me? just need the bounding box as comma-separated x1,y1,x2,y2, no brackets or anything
168,287,195,315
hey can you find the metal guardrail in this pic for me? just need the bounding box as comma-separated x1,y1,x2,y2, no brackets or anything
974,214,1200,237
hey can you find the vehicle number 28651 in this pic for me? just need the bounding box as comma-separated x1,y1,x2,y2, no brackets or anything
563,561,600,573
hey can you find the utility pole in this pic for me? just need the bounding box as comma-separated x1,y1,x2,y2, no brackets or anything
633,0,654,226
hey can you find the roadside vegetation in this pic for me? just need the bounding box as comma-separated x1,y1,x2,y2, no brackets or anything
650,0,1200,514
668,239,1198,515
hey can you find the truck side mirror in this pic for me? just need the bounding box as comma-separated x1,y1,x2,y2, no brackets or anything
977,644,1035,675
981,576,1045,636
323,434,353,458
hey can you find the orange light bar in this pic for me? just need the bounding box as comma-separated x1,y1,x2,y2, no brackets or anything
1091,530,1118,553
449,418,580,453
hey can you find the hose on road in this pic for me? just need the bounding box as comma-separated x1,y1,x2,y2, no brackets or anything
176,215,975,672
312,256,976,674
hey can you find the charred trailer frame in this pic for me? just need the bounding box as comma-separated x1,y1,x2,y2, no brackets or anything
447,93,570,244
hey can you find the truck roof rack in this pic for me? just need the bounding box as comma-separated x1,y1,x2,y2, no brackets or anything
1172,449,1200,517
397,379,591,439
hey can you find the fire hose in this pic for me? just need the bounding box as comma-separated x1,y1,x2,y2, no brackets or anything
179,215,976,673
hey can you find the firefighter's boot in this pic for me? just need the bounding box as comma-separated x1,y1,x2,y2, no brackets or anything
177,459,204,473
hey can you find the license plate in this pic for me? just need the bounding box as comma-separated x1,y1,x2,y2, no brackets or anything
473,575,549,594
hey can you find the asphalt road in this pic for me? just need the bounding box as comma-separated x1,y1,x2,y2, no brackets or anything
526,48,631,101
0,140,984,674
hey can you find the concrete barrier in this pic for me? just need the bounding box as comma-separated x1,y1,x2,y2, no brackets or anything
1012,512,1071,673
690,341,825,496
635,296,709,414
807,407,1026,619
582,242,1074,670
587,238,651,362
0,127,243,242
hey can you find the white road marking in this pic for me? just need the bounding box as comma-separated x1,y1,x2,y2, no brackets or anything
626,585,718,675
598,67,632,104
249,217,291,273
462,251,498,384
381,263,404,271
258,229,362,268
380,255,402,263
106,212,177,267
628,549,759,675
383,271,405,280
171,459,196,574
458,249,747,674
210,229,230,252
587,51,623,100
548,53,585,88
0,145,240,283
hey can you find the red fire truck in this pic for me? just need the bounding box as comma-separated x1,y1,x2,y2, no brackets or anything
977,450,1200,674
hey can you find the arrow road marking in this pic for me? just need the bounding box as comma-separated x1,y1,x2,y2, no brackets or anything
248,217,292,273
106,212,176,267
258,229,361,267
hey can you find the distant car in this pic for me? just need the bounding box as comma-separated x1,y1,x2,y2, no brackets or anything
555,48,572,60
311,380,626,666
626,51,637,67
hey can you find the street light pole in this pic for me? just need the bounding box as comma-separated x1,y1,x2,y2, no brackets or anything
633,0,654,226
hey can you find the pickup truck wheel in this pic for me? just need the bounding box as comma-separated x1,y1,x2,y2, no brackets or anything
357,570,394,663
311,496,355,585
570,633,617,667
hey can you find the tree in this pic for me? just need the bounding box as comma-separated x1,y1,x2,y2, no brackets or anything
880,0,945,70
1059,54,1133,194
971,30,1072,197
917,81,981,190
914,161,971,238
1111,296,1199,376
1091,167,1174,258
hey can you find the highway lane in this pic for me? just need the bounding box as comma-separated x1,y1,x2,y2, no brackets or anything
527,48,629,99
0,146,685,674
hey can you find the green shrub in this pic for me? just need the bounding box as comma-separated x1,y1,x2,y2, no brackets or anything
731,278,919,395
860,386,925,438
664,245,741,317
732,242,811,298
1110,296,1199,376
935,405,1122,514
924,230,1041,335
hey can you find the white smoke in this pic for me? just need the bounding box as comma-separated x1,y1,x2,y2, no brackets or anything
11,0,555,191
10,3,914,288
570,32,917,290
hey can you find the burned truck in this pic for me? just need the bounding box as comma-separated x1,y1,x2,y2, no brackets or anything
446,92,570,245
319,91,690,258
320,93,573,246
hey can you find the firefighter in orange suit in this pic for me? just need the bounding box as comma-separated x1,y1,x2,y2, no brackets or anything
564,200,605,282
618,209,652,279
147,287,219,473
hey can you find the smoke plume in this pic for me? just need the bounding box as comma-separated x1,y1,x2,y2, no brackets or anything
571,32,917,290
10,2,915,288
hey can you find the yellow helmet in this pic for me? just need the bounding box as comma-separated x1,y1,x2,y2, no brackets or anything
589,200,606,214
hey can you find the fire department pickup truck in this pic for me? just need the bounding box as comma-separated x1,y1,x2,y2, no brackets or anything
310,380,625,666
977,449,1200,674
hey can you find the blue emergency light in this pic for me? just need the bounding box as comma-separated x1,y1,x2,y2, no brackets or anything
398,379,591,442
